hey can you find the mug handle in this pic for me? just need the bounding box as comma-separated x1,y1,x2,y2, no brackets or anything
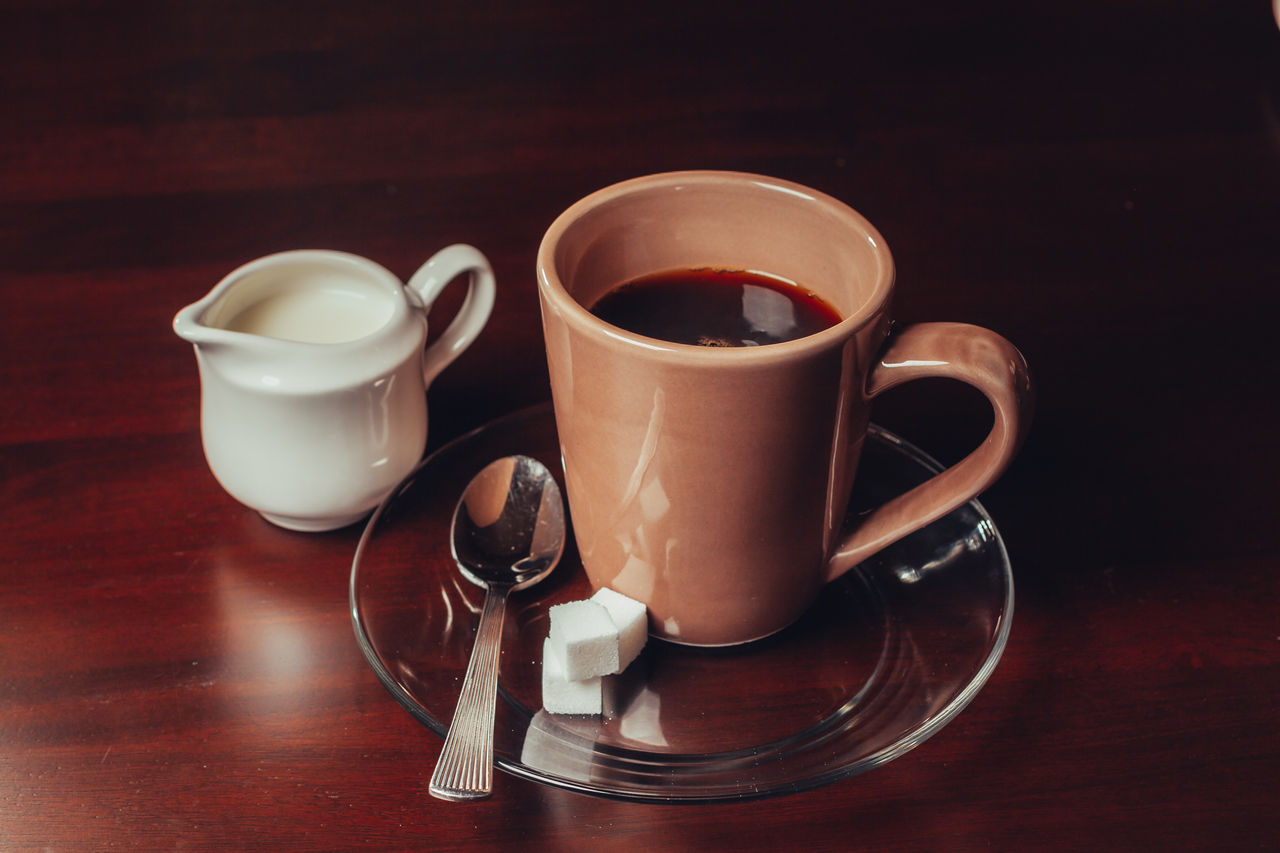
825,322,1033,582
406,244,497,387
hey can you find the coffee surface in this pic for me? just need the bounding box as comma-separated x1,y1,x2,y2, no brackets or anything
589,268,841,347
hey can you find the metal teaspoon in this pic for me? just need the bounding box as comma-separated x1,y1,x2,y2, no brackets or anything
428,455,566,801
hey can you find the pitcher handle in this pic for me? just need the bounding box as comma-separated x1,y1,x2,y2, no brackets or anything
825,322,1033,582
406,244,497,388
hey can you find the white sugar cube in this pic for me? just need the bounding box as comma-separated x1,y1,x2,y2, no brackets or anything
590,586,648,673
541,638,601,716
548,599,619,680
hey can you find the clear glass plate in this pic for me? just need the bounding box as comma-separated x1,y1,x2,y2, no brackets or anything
350,403,1013,802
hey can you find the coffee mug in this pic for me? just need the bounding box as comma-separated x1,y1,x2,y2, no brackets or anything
536,171,1031,646
174,246,495,531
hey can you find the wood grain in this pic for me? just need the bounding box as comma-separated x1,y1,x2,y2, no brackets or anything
2,1,1277,849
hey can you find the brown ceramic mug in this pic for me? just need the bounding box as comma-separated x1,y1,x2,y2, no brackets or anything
536,171,1032,646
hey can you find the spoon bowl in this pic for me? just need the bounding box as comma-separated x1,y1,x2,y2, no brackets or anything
429,455,565,801
451,455,565,590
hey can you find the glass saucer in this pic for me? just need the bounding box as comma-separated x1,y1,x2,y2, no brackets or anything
350,403,1013,803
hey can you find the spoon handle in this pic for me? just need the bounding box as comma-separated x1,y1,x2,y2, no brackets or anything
429,584,510,801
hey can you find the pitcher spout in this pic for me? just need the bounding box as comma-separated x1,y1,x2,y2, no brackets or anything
172,292,284,360
173,297,221,346
173,288,275,351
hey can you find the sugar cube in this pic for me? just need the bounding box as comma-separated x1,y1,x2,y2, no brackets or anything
541,638,601,715
548,599,618,680
590,586,648,673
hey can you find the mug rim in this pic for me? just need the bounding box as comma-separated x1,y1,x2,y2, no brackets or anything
536,170,896,364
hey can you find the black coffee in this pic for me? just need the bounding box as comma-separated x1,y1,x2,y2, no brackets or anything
588,268,841,347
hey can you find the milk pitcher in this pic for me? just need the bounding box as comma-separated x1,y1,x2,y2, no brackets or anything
174,246,495,531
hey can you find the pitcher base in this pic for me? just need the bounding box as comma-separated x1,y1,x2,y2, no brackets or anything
260,509,370,532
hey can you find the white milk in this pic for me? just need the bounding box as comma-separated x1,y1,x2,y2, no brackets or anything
222,288,393,343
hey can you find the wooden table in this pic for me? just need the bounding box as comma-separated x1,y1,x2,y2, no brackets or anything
3,1,1277,849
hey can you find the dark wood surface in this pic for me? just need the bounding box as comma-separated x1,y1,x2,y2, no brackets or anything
3,1,1277,849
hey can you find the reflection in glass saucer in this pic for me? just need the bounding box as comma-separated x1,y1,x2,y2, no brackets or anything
351,405,1013,802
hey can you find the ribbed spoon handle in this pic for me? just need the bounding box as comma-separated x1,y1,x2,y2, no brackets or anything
428,584,510,801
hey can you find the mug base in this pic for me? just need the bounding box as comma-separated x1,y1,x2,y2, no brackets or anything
260,508,370,532
647,619,792,649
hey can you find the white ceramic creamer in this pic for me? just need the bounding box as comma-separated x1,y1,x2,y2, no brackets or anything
174,246,495,531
